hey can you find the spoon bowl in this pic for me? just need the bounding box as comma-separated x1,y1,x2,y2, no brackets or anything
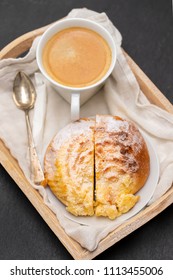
13,72,36,111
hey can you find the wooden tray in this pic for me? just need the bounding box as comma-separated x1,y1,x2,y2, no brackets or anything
0,22,173,260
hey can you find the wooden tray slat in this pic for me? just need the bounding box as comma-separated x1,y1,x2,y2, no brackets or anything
0,23,173,260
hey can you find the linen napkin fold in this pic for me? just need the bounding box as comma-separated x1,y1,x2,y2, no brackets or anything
0,8,173,251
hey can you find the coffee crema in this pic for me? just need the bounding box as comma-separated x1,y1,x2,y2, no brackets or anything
43,27,112,88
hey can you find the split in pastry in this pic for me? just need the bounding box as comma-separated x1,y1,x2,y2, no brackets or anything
44,115,150,219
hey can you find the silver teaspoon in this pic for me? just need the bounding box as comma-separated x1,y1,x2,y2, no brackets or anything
13,71,45,185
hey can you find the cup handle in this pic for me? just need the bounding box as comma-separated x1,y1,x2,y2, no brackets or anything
71,92,80,122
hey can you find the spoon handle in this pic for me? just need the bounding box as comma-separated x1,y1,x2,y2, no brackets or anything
25,111,45,185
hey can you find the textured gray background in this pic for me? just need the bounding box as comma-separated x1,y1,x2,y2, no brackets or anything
0,0,172,260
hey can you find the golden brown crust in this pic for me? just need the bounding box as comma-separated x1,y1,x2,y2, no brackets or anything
44,119,95,216
95,115,150,219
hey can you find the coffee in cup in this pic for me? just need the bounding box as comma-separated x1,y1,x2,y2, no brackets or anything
42,27,112,88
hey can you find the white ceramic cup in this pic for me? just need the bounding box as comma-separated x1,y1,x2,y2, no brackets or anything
36,18,116,121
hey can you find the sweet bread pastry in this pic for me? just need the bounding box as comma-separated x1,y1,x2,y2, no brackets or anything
44,118,95,216
95,115,150,219
44,115,150,219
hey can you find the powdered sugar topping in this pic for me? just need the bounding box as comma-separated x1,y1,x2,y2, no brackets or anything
95,115,145,174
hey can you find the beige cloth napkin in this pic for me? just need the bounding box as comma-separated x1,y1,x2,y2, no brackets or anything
0,8,173,251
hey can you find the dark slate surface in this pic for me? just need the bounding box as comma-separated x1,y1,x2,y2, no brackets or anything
0,0,172,260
